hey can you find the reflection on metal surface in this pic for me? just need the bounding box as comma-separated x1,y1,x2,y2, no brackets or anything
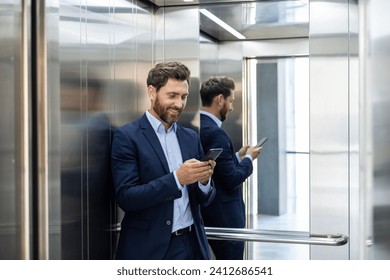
147,0,309,41
205,227,349,246
35,0,49,260
1,0,388,261
17,0,31,260
309,0,353,260
199,0,309,41
52,0,155,259
199,9,246,39
363,0,390,260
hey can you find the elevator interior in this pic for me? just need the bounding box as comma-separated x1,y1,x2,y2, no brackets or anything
1,0,389,260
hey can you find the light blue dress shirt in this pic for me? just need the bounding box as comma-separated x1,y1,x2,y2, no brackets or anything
146,111,211,232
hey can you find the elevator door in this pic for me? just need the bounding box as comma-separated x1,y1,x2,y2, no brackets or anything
244,56,310,260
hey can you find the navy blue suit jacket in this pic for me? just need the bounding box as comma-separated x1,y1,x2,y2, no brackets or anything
199,114,253,228
111,113,215,260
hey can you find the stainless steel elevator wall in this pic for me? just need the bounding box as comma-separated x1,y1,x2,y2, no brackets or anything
0,0,26,260
309,0,354,260
363,0,390,260
1,0,390,260
49,1,201,259
49,0,156,259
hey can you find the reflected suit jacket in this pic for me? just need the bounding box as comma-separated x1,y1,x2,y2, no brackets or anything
111,113,215,260
200,114,253,229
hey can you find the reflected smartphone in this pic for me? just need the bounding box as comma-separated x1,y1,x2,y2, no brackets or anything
255,137,268,148
201,148,223,161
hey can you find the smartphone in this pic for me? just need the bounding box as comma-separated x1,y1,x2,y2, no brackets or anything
201,148,223,161
255,137,268,148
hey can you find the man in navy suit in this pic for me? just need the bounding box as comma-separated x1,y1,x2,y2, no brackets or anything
111,62,216,260
199,76,261,260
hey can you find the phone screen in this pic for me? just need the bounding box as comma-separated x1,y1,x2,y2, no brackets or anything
255,137,268,148
201,148,223,161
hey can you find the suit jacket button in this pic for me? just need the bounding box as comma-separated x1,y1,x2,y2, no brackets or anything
166,220,171,226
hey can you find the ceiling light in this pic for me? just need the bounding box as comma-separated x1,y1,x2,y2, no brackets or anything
199,9,246,40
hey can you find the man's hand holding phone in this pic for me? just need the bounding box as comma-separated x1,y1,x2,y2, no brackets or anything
243,137,267,160
246,146,261,160
176,158,215,186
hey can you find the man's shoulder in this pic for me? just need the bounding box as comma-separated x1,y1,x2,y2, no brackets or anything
200,121,225,134
200,125,230,147
200,113,214,123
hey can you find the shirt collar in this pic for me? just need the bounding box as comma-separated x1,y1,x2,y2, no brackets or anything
200,110,222,128
146,110,177,133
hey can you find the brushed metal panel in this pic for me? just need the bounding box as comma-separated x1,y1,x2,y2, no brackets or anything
349,0,364,260
363,0,390,260
150,0,309,40
243,38,308,57
49,0,154,259
156,6,201,130
310,0,350,259
200,33,219,83
199,0,309,41
218,42,244,150
46,0,62,257
0,0,28,260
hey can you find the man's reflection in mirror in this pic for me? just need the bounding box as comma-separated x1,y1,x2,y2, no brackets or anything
60,71,115,259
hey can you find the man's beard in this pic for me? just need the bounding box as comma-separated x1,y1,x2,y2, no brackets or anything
154,98,182,125
220,104,229,122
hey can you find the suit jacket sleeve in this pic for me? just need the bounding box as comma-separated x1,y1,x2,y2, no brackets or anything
208,128,253,191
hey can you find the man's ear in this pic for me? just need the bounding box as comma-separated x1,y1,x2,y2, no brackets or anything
147,85,156,102
217,94,224,106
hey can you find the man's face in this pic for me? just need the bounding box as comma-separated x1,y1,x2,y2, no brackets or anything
220,90,234,122
148,78,189,128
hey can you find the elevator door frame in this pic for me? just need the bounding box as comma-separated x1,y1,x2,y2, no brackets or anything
242,55,310,260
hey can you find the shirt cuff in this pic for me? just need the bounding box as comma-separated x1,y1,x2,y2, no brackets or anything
198,177,211,194
236,152,253,162
173,171,183,190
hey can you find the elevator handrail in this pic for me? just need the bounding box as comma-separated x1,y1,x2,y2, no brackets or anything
112,224,348,246
205,227,348,246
